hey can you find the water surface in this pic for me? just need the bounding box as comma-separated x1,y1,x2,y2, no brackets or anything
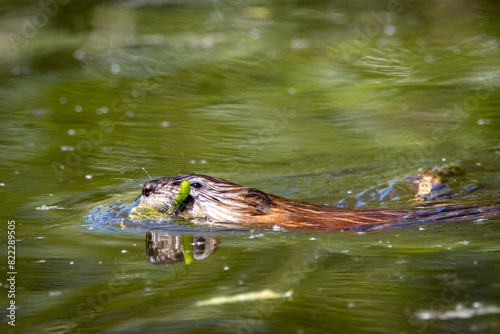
1,0,500,333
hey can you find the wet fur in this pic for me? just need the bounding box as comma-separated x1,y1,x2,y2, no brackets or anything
139,173,405,230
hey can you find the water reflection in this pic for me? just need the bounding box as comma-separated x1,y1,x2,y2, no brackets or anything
145,232,218,265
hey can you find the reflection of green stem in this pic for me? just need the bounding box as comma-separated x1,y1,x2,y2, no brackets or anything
167,180,191,214
182,234,194,264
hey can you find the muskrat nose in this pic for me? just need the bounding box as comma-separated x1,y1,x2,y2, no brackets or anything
143,186,154,197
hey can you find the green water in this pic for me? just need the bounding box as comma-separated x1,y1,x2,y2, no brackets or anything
1,0,500,333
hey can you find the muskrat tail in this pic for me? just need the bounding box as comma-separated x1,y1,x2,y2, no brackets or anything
380,204,500,230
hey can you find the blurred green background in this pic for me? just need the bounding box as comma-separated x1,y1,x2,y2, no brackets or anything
0,0,499,333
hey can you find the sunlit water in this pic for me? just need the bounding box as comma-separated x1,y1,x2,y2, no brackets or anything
1,0,500,333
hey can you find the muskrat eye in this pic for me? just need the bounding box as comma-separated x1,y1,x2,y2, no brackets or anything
191,182,202,188
143,188,153,196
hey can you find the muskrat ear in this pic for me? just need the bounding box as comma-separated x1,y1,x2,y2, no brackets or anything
243,188,273,213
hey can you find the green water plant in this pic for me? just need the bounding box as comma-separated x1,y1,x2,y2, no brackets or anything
167,180,191,214
129,180,191,220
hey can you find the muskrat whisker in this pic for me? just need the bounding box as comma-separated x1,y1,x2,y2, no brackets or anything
113,177,144,184
142,167,153,180
167,142,187,174
124,153,153,180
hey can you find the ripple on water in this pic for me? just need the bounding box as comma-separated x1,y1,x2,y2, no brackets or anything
84,200,267,234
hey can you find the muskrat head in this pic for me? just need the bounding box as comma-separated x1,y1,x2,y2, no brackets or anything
139,173,274,222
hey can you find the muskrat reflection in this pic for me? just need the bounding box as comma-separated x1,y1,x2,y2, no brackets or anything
145,232,218,265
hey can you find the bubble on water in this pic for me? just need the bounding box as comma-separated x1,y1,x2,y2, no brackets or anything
424,54,434,63
49,291,62,297
11,66,21,75
200,160,207,164
111,63,120,74
68,129,76,135
267,51,277,59
33,109,46,116
59,97,67,104
384,25,396,36
250,28,260,40
69,261,74,265
418,312,432,320
85,175,92,179
74,49,85,60
223,266,230,270
290,38,310,50
288,87,296,94
161,121,169,127
75,105,82,112
121,250,127,253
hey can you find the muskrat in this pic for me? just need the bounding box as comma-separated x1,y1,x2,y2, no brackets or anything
138,173,408,230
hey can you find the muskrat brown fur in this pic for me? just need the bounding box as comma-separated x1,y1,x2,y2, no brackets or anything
139,173,406,230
